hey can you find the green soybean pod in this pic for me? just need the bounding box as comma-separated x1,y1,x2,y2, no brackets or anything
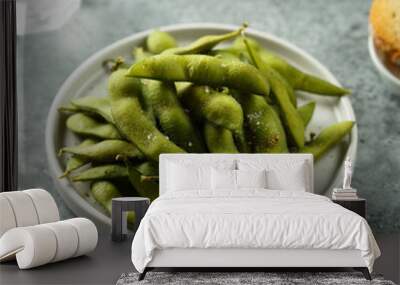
126,161,159,201
164,25,246,55
298,101,316,127
232,36,263,52
300,121,354,160
135,160,159,176
60,140,143,162
58,104,79,113
140,175,159,182
71,164,128,182
233,36,349,96
108,68,156,124
71,96,114,123
66,113,122,139
212,46,254,64
146,30,177,54
91,181,135,223
60,138,97,178
180,85,243,132
266,67,304,148
126,54,270,97
243,37,304,148
209,49,242,62
108,68,142,100
175,82,192,96
111,97,185,162
180,85,249,152
133,47,153,62
259,50,350,96
237,93,288,153
204,123,239,153
219,44,297,107
141,80,205,152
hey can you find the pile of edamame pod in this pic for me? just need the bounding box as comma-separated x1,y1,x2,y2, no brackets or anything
59,24,354,220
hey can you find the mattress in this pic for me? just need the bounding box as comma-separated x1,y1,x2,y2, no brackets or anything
131,190,380,273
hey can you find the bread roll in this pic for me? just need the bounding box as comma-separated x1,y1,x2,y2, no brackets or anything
370,0,400,77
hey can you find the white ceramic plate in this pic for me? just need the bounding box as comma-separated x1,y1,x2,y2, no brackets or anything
46,23,357,227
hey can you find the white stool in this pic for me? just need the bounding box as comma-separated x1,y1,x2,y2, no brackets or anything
0,218,98,269
0,190,97,269
0,189,60,236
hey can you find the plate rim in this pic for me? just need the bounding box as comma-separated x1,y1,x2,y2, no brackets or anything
45,22,357,226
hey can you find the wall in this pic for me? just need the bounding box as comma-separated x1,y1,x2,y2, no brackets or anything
374,234,400,283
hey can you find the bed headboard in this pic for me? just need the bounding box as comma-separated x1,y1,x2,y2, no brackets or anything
159,154,314,195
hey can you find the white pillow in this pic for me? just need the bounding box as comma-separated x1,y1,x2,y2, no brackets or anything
211,168,237,191
266,167,307,191
167,162,211,191
238,159,309,191
236,169,267,189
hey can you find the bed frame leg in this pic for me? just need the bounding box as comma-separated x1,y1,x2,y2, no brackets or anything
138,268,148,281
354,267,371,280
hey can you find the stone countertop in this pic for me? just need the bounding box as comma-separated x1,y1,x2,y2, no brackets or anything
17,0,400,232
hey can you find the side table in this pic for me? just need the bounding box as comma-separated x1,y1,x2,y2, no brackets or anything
112,197,150,242
332,198,366,218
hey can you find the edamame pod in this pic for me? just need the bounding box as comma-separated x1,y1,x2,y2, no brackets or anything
243,37,304,147
66,113,121,139
71,96,114,123
134,161,158,176
209,49,242,62
259,50,350,96
204,123,239,153
127,54,270,96
266,68,304,148
91,181,135,223
71,164,128,181
108,68,142,100
147,30,177,54
133,47,153,62
237,93,288,153
164,25,246,55
175,82,192,96
180,85,249,152
232,36,262,52
58,105,79,113
213,47,254,64
141,80,205,152
126,161,158,201
60,140,143,162
108,68,155,123
222,44,297,107
298,101,316,127
60,138,96,178
234,36,349,96
180,85,243,131
111,97,185,161
140,175,159,182
300,121,354,160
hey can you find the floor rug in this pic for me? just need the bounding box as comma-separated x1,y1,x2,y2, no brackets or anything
116,271,396,285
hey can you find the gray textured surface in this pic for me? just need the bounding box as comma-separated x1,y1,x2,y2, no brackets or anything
117,271,395,285
0,235,134,285
17,0,400,232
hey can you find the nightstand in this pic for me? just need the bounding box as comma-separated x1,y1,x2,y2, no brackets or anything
332,198,366,218
111,197,150,242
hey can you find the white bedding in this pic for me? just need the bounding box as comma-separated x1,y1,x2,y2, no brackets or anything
131,190,380,273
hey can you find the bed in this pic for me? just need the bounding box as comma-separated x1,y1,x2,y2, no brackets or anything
131,154,380,280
